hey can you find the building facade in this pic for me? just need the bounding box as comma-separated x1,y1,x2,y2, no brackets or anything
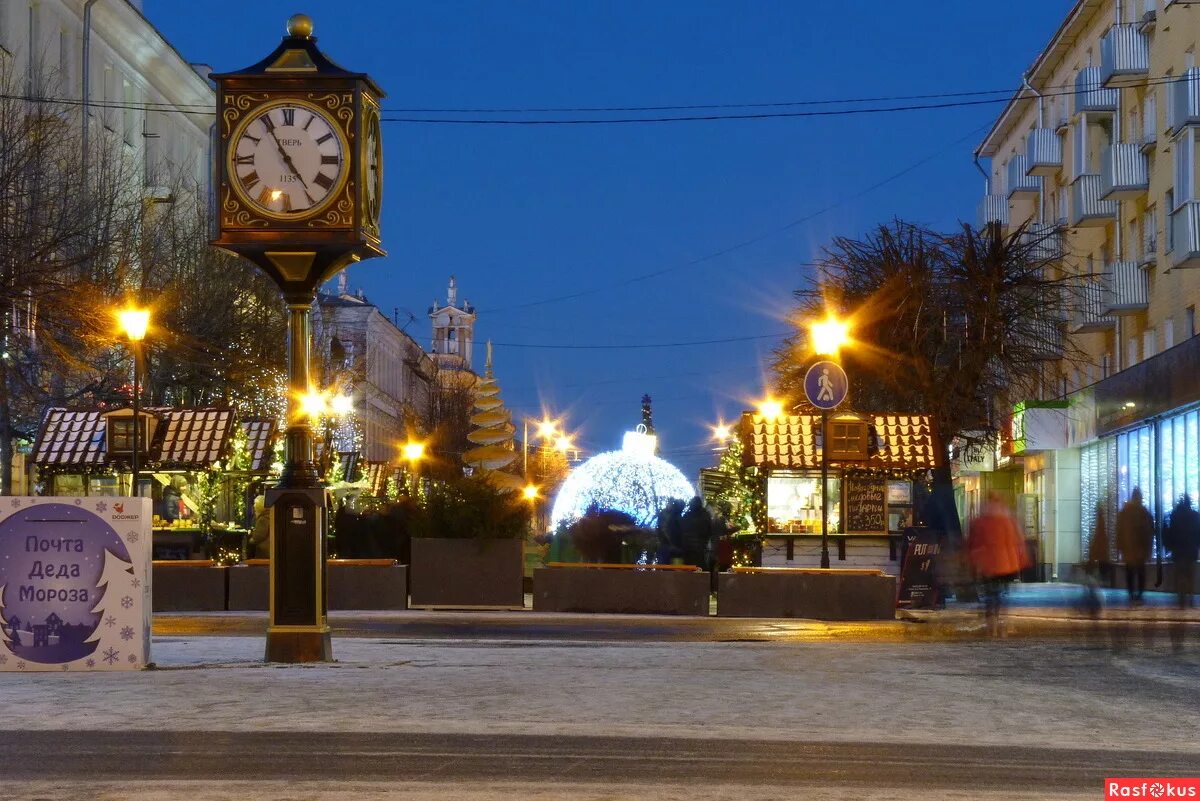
971,0,1200,578
316,279,436,466
0,0,214,199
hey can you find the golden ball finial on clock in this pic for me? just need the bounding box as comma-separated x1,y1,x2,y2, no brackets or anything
287,13,314,38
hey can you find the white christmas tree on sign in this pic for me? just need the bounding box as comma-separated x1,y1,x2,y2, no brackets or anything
87,549,141,668
0,584,12,652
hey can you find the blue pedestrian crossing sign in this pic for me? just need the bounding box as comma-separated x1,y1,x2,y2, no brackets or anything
804,360,849,410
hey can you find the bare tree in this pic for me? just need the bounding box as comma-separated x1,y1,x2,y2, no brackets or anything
0,60,141,493
774,219,1081,535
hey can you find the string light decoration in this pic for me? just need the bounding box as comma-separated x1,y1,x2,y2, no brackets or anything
550,431,694,529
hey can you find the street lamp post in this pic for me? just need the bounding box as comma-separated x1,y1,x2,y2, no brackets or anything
117,308,149,498
808,315,850,571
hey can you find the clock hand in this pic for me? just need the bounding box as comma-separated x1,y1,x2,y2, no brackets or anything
266,125,310,191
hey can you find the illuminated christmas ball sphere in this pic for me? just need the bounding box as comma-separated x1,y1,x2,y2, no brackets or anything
550,434,695,529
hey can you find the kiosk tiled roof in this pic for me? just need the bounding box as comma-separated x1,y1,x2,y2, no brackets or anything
240,419,277,472
32,410,106,467
741,412,937,471
34,407,272,471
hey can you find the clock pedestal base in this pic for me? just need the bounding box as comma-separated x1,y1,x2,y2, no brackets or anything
266,628,332,664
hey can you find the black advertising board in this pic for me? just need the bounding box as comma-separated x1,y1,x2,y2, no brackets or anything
845,479,886,533
896,527,941,609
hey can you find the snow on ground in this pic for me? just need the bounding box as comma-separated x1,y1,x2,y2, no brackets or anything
0,635,1196,754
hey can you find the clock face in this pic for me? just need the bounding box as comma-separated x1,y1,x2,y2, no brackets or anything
229,102,347,218
365,112,382,226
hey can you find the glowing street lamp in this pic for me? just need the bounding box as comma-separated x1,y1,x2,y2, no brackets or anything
757,398,784,422
298,388,329,420
523,484,539,501
329,394,354,416
810,315,850,356
117,306,150,498
712,422,733,443
401,441,425,463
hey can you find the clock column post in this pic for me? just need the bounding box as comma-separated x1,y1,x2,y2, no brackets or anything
210,13,386,664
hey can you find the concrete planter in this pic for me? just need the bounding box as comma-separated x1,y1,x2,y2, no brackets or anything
227,560,408,611
329,561,407,610
718,569,897,620
152,562,226,612
533,566,710,615
409,538,524,608
226,562,269,611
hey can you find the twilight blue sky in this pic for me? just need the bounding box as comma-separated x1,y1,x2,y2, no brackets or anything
149,0,1069,478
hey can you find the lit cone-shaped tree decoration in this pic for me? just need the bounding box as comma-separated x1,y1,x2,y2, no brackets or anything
463,342,522,489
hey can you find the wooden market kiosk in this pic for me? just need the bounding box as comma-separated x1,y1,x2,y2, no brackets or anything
30,406,276,560
739,410,939,573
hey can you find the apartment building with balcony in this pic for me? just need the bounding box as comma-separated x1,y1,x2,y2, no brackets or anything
968,0,1200,581
0,1,214,204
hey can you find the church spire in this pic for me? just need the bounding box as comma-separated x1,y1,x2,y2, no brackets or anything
447,275,458,307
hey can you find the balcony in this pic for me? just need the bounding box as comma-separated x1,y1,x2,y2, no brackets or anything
1007,156,1040,197
1022,223,1064,262
1070,274,1116,333
1027,317,1065,360
1025,129,1062,176
1099,144,1149,200
1074,67,1119,116
1102,261,1149,314
977,194,1009,229
1170,201,1200,269
1070,174,1118,227
1141,231,1159,267
1171,69,1200,131
1100,25,1149,88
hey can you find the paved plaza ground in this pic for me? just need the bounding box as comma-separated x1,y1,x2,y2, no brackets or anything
1,585,1198,800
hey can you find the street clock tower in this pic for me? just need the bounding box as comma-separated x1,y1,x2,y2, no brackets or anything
211,14,385,663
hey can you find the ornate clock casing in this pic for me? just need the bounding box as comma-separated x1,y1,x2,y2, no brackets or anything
211,16,384,299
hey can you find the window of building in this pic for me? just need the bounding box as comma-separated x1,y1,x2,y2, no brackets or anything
106,417,147,455
1144,329,1156,360
1128,337,1139,368
1167,189,1175,251
1165,319,1175,350
1102,352,1112,378
122,78,136,146
1188,305,1196,337
827,421,869,461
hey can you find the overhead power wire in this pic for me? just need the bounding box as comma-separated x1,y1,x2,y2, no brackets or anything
2,73,1188,121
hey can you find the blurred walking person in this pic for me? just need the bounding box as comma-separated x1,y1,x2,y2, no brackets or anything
1090,504,1113,589
1164,494,1200,610
1115,488,1153,605
967,493,1028,637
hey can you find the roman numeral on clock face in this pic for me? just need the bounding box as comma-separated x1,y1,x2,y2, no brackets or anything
257,186,275,206
316,133,333,145
240,170,259,190
313,172,335,191
321,155,339,166
282,108,295,126
234,154,254,165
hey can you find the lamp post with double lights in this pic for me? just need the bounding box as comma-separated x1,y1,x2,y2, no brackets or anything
117,307,150,497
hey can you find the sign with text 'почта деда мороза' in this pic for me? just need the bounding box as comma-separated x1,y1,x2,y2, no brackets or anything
0,498,150,672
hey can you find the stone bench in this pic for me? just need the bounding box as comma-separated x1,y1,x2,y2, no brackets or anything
717,567,896,620
533,563,710,615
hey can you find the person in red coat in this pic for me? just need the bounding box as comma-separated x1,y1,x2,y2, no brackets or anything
968,493,1029,636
